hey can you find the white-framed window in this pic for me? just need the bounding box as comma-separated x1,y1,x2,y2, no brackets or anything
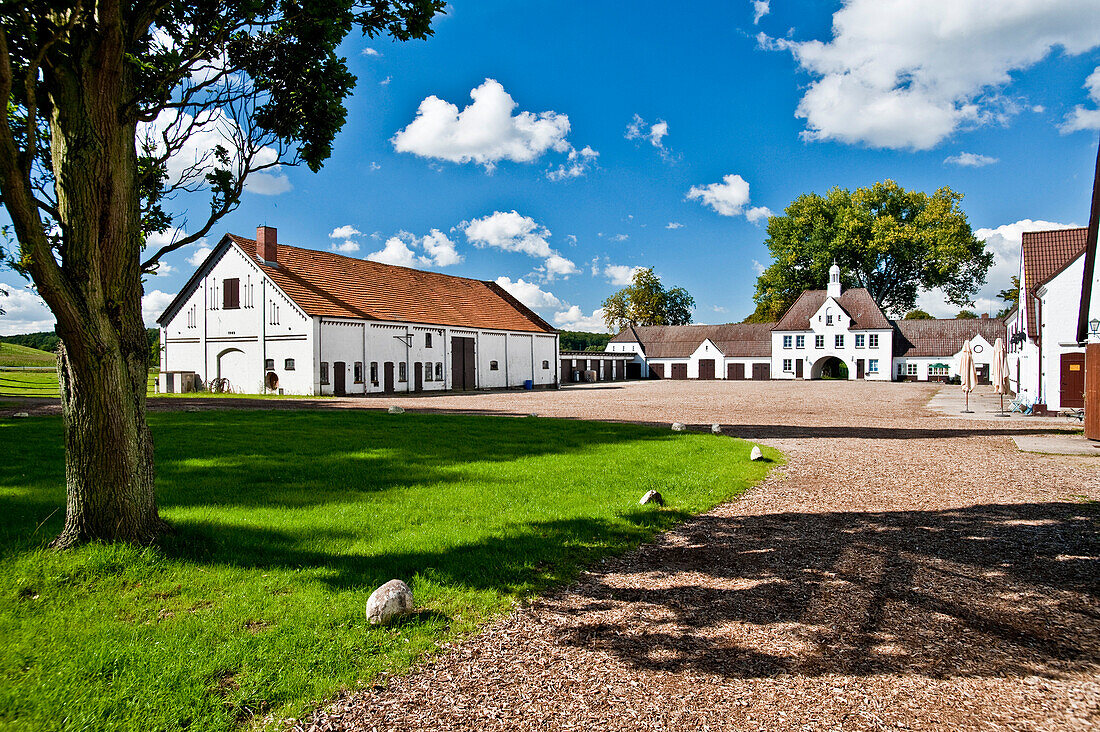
370,362,379,386
835,334,844,348
398,362,407,382
906,362,918,376
354,362,364,383
489,360,499,371
320,362,329,385
826,313,833,325
795,335,805,348
868,333,879,348
815,335,825,349
929,364,949,377
783,358,793,372
424,362,432,382
783,335,792,349
855,334,865,348
868,358,879,373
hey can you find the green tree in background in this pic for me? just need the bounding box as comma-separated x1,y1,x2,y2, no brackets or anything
903,309,935,320
602,268,695,331
956,310,979,319
997,275,1020,317
558,330,612,351
0,1,445,547
748,181,993,321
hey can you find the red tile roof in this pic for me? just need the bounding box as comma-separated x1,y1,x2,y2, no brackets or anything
227,234,554,333
773,288,892,331
893,318,1006,358
1022,227,1088,293
609,323,774,358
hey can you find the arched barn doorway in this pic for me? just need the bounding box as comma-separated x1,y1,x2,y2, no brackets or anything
810,356,849,380
215,348,246,391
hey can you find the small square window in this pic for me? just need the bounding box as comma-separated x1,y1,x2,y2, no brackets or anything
906,363,918,376
795,335,805,348
835,334,844,349
783,335,792,349
354,362,363,384
489,360,499,371
783,358,793,372
398,362,407,382
284,358,295,371
264,358,274,370
869,334,880,348
869,358,879,373
855,334,865,348
320,362,330,385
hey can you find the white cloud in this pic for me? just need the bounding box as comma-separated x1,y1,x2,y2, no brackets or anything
419,229,463,267
543,253,580,278
688,174,769,220
331,240,361,254
915,218,1078,317
713,305,729,313
138,108,291,195
329,225,363,253
666,221,684,229
751,259,767,276
366,236,420,268
625,114,672,158
1061,66,1100,133
150,262,174,277
392,79,595,177
362,47,381,56
944,151,999,167
494,277,562,310
553,305,608,332
380,76,392,86
546,145,598,181
753,1,770,24
145,227,186,251
463,210,553,257
142,289,177,327
364,229,462,268
0,285,55,335
762,0,1100,149
604,264,644,286
187,246,212,267
609,233,629,242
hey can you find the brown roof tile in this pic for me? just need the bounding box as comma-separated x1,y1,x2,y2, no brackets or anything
893,318,1006,358
228,234,553,333
773,288,892,331
1022,227,1088,293
609,323,774,358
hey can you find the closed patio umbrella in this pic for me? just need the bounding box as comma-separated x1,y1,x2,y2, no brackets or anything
992,337,1010,417
959,340,977,414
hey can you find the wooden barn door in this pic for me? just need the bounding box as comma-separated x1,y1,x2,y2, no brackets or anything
383,362,395,394
450,337,476,390
671,363,688,380
413,362,423,392
727,362,745,380
333,362,346,396
752,363,770,380
698,359,715,380
795,360,804,378
1061,353,1086,409
856,359,865,379
651,364,665,379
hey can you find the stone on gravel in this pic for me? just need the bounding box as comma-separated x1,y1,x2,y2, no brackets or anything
366,579,413,625
387,406,405,414
639,490,665,506
750,445,763,461
13,412,29,418
671,422,685,431
711,423,722,434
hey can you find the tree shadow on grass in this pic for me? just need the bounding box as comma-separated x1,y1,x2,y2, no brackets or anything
551,501,1099,681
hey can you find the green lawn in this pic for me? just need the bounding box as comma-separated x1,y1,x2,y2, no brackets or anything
1,371,158,398
0,410,779,731
0,344,55,368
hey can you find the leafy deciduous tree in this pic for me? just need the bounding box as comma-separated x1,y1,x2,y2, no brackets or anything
956,309,979,319
750,181,993,320
602,267,695,331
0,0,444,547
903,309,934,320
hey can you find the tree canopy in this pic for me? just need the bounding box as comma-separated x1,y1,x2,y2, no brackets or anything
602,268,695,331
903,309,934,320
749,181,992,320
997,275,1020,317
0,1,445,547
956,309,979,319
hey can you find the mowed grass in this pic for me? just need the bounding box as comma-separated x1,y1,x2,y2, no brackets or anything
0,344,55,368
0,410,779,731
0,371,158,398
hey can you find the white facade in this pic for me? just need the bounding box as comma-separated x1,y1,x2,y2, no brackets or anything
770,295,893,381
894,333,996,382
159,237,559,395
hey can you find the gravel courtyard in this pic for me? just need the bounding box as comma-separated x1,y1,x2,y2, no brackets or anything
291,380,1098,731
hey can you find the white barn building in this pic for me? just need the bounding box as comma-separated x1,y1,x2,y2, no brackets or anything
1006,227,1088,411
157,226,560,395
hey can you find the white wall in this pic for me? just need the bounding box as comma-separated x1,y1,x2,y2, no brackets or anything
1037,256,1085,410
771,307,893,381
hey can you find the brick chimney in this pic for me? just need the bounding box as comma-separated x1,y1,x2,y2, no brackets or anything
256,225,277,264
981,313,989,319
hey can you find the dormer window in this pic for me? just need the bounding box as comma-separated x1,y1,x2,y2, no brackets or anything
826,313,833,325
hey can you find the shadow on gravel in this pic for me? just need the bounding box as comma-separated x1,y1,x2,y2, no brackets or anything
716,424,1076,440
555,501,1099,680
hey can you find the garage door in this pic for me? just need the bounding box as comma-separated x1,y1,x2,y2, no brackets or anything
727,362,745,380
751,363,770,380
650,363,664,379
698,359,716,380
671,363,688,380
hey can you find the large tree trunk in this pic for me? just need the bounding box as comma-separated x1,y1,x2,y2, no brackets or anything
42,9,165,547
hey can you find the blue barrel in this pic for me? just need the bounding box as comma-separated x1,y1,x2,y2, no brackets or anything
524,379,534,390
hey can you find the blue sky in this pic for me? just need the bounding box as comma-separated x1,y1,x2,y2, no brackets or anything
4,0,1100,334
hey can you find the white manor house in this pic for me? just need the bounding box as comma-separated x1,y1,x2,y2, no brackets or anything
606,263,1006,384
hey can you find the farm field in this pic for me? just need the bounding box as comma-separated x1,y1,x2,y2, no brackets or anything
0,409,777,731
0,343,55,368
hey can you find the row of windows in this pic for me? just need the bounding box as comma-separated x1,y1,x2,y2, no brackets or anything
265,358,295,371
782,333,880,349
318,361,447,386
902,362,948,376
487,360,553,371
781,358,880,374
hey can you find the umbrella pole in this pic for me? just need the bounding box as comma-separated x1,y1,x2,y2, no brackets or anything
962,390,973,414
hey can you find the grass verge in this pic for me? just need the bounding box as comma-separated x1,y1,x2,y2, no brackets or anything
0,410,780,731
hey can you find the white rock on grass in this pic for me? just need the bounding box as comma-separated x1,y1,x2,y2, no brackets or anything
366,579,413,625
750,445,763,461
639,490,665,506
671,422,685,431
387,406,405,414
13,412,29,418
711,423,722,434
